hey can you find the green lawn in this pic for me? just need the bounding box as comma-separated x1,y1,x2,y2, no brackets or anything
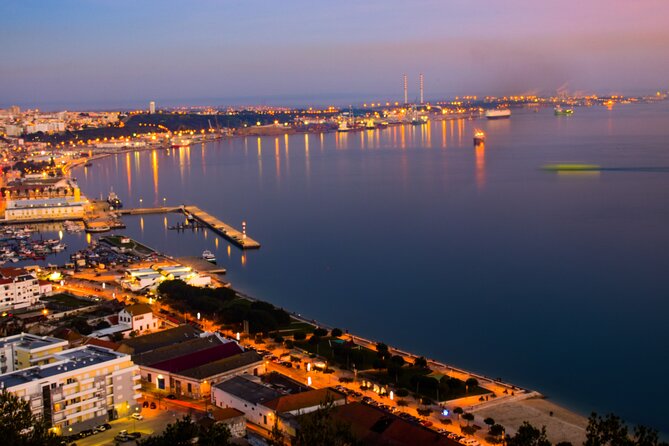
43,293,94,310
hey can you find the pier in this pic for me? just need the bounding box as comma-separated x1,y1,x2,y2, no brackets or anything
116,206,181,215
183,205,261,249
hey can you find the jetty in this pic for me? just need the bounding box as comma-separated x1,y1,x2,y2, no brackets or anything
182,206,260,249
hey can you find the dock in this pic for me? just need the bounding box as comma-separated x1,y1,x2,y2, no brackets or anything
183,206,261,249
117,206,181,215
177,256,227,275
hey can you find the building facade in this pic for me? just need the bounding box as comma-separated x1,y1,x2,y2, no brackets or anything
0,344,141,434
0,267,45,312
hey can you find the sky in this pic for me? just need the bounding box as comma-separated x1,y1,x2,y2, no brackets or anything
1,0,669,109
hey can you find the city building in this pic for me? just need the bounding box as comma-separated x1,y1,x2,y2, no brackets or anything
118,303,159,335
134,335,264,399
117,324,201,355
149,101,156,114
211,375,282,429
0,178,88,222
197,407,246,438
212,375,345,436
0,267,46,312
0,333,68,374
0,343,141,434
120,264,211,292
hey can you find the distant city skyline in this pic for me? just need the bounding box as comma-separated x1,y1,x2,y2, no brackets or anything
2,0,669,110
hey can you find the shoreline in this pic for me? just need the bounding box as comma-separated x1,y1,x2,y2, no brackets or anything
63,132,591,443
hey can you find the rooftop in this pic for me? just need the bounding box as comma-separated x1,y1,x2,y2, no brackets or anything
178,350,263,380
331,402,455,446
119,325,200,355
264,388,346,413
123,303,153,316
0,345,128,389
132,335,226,366
0,333,68,351
214,375,282,405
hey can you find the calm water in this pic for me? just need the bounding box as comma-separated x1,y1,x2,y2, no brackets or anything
74,103,669,432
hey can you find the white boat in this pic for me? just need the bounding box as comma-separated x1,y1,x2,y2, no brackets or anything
337,121,350,132
485,109,511,119
473,129,486,144
202,250,216,263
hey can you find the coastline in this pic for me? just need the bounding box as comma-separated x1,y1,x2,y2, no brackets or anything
66,131,592,444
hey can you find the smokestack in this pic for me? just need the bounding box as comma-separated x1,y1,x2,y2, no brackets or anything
419,73,424,104
403,74,408,104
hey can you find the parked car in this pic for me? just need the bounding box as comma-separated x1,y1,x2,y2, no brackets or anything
131,413,144,420
166,394,177,400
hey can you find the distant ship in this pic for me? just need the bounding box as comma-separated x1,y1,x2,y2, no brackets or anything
107,191,123,209
485,109,511,119
473,129,486,144
337,121,350,132
171,137,191,148
202,250,216,263
554,106,574,116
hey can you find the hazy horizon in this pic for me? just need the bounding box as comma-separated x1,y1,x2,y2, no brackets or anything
2,0,669,110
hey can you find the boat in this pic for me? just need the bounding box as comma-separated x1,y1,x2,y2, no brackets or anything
336,121,350,132
542,164,600,172
554,105,574,116
202,250,216,263
473,129,486,144
365,119,377,130
107,191,123,209
485,109,511,119
171,137,191,148
85,225,111,233
84,162,93,167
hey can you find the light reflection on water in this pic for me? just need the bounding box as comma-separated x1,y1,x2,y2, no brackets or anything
73,103,669,434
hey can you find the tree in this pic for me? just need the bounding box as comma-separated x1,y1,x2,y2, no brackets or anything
268,416,286,446
139,416,199,446
453,407,464,419
465,377,479,392
489,424,505,437
484,417,495,426
390,355,406,367
462,412,475,426
197,422,232,446
331,328,343,338
294,332,307,341
294,400,356,446
506,421,551,446
313,327,328,337
414,356,428,368
584,412,668,446
0,390,61,446
396,399,409,407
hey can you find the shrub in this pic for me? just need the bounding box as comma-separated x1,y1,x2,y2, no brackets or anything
331,328,343,338
313,327,328,337
395,389,409,397
417,407,432,417
293,332,307,341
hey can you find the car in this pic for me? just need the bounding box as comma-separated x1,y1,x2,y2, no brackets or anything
93,424,107,433
150,402,157,409
166,394,177,400
421,420,433,427
114,434,131,442
128,432,142,439
131,413,144,420
78,429,94,438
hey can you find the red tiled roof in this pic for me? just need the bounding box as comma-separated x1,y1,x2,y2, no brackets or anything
0,267,28,278
332,402,455,446
83,337,121,350
148,342,244,373
263,388,346,413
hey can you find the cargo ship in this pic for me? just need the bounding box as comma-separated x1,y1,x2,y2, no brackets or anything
485,109,511,119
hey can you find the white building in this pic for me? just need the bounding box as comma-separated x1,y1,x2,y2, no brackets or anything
0,344,141,434
0,267,44,312
149,101,156,114
118,304,159,335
